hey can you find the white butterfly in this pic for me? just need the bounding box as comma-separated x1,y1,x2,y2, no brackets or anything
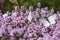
40,14,57,27
3,13,8,18
27,11,32,22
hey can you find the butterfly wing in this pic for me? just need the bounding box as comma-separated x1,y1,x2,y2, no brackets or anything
27,12,32,22
48,14,57,24
40,18,50,27
3,13,8,18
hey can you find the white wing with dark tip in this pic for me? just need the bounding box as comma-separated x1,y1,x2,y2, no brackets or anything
40,18,50,27
48,14,57,24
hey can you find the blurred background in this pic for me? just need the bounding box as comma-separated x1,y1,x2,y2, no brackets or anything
0,0,60,13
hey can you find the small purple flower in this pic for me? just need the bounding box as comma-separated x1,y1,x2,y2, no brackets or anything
10,37,15,40
7,25,12,33
20,6,25,12
57,12,60,20
37,37,43,40
19,38,25,40
37,2,41,8
28,38,34,40
44,7,48,11
50,8,54,13
42,27,48,33
36,8,40,13
16,27,25,35
10,28,17,36
29,6,34,11
43,33,51,40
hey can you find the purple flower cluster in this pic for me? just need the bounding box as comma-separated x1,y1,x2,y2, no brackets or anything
0,2,60,40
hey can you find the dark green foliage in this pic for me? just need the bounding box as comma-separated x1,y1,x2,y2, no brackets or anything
2,0,60,13
2,0,13,13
